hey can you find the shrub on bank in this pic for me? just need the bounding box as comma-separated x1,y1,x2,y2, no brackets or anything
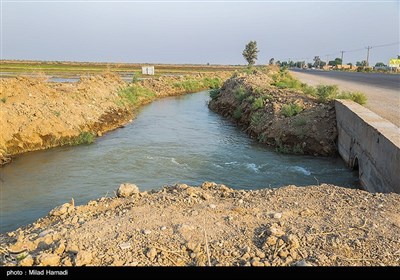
252,97,264,110
271,69,367,105
209,89,220,100
63,131,95,146
281,103,304,117
173,79,203,93
203,77,223,89
315,85,367,105
118,85,156,106
234,86,247,101
233,108,242,119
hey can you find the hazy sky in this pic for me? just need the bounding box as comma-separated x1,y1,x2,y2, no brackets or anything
2,0,399,65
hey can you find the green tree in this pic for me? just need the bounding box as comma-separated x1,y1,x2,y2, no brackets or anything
356,60,368,67
269,58,275,65
375,62,386,67
295,61,305,68
328,58,342,66
313,56,321,68
242,41,259,66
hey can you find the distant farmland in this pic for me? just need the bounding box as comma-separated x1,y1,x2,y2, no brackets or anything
1,60,241,77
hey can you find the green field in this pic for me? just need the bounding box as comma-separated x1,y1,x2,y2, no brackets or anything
0,60,241,78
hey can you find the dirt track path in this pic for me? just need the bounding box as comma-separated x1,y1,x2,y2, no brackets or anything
291,70,400,127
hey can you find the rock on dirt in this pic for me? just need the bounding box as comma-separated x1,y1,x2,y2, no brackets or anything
117,183,139,198
36,253,60,266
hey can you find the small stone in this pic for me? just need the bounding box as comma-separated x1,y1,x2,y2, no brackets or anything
187,241,200,252
71,216,79,224
238,199,243,204
282,234,300,250
267,226,285,237
117,183,139,198
66,243,79,254
112,260,124,266
265,236,278,246
241,253,250,260
75,251,93,266
293,260,313,267
37,253,60,266
201,182,217,189
209,204,216,209
119,242,131,250
97,131,102,137
88,200,98,207
142,229,152,235
243,246,251,253
160,226,167,231
19,255,34,266
62,258,73,266
272,212,282,219
201,193,212,201
38,229,54,238
300,208,312,216
54,242,66,255
231,251,240,257
146,248,157,261
49,203,72,217
279,250,289,258
256,251,266,258
251,260,264,267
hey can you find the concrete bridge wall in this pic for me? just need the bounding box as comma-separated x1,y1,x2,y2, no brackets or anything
335,100,400,193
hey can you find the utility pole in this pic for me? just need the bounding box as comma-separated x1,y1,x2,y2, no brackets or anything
366,46,372,66
325,55,329,70
340,51,345,66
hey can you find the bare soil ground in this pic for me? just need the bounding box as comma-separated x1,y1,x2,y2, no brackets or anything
1,182,399,266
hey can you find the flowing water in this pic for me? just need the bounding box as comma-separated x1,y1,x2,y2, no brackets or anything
0,91,358,232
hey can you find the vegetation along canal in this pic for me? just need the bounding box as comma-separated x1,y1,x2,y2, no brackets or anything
0,91,358,232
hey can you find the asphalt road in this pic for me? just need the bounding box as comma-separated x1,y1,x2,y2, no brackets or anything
290,69,400,127
290,69,400,91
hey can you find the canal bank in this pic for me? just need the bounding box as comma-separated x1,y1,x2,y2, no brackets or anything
0,72,229,166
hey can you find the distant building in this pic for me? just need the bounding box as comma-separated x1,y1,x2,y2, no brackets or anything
141,66,155,75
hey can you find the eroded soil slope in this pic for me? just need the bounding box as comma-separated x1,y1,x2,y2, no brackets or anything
208,69,337,156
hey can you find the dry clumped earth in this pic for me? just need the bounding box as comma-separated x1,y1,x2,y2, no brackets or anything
209,69,337,156
1,182,399,267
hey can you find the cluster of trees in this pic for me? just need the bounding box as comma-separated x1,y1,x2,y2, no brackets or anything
242,41,395,69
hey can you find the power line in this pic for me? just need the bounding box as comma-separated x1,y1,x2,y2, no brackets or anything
286,41,399,64
371,42,399,48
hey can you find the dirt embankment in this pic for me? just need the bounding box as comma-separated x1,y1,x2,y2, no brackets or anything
1,182,399,266
0,72,230,166
208,69,337,156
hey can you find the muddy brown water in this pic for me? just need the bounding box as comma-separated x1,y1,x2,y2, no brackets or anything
0,91,358,233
